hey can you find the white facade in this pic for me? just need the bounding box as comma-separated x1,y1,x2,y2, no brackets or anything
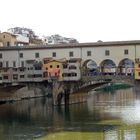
43,34,78,44
0,41,140,68
63,59,81,81
16,34,29,44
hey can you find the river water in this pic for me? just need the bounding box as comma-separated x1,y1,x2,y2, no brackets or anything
0,83,140,140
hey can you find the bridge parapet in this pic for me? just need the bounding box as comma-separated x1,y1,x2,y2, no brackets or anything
81,75,134,84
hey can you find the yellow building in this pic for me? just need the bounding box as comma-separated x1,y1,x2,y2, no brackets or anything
0,32,17,46
134,59,140,80
43,58,66,81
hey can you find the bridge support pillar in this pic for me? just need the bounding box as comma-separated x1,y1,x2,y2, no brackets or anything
64,89,70,106
52,80,71,106
52,80,65,106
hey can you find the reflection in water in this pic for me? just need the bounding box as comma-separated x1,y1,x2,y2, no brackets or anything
0,85,140,139
105,130,118,140
124,129,136,140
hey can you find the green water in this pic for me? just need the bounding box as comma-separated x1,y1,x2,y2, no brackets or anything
0,84,140,139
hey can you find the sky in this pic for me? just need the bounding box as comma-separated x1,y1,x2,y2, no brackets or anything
1,0,140,43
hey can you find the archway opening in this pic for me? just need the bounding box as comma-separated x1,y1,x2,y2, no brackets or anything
118,58,134,75
100,59,116,75
82,59,98,75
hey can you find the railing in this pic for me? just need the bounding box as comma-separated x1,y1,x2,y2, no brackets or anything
82,74,134,82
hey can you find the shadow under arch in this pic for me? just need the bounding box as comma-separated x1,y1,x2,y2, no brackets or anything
117,58,134,75
99,59,116,75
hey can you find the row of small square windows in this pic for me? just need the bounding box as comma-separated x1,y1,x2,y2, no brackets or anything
0,49,129,59
0,61,22,68
0,61,78,69
87,49,129,56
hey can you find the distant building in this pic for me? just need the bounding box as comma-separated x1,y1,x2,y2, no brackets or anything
0,32,29,46
15,34,29,46
43,34,78,45
8,27,37,39
7,27,43,46
29,38,43,46
0,32,17,46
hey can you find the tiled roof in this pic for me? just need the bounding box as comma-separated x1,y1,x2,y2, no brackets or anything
0,40,140,50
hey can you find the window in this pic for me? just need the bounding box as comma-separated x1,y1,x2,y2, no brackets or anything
13,74,18,80
105,50,110,56
21,61,24,67
20,75,25,78
69,51,74,57
3,75,8,80
57,65,59,68
69,65,77,69
87,51,91,56
71,73,77,76
48,40,52,43
50,65,52,68
139,72,140,76
139,64,140,68
0,62,2,67
4,69,8,72
3,35,5,38
124,49,128,55
35,67,42,70
43,72,48,77
6,61,9,67
34,74,42,78
35,52,39,58
7,42,10,46
30,67,33,70
28,74,33,78
20,53,23,58
0,53,2,58
62,73,69,77
52,52,56,57
63,64,67,69
13,68,17,71
19,68,25,72
13,61,16,67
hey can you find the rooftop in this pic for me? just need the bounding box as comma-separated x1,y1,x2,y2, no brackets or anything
0,40,140,50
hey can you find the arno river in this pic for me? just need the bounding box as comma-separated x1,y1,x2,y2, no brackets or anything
0,83,140,140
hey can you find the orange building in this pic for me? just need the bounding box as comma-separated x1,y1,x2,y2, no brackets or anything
43,58,66,81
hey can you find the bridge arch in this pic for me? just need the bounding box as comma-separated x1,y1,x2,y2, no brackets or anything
117,58,134,75
82,59,98,75
100,59,116,75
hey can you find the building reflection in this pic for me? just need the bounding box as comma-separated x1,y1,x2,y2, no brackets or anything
0,86,140,139
105,129,137,140
89,87,136,107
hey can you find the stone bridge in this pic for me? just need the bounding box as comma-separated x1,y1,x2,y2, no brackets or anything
52,75,134,106
0,75,134,105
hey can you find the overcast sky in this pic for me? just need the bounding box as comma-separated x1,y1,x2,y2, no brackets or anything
1,0,140,43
